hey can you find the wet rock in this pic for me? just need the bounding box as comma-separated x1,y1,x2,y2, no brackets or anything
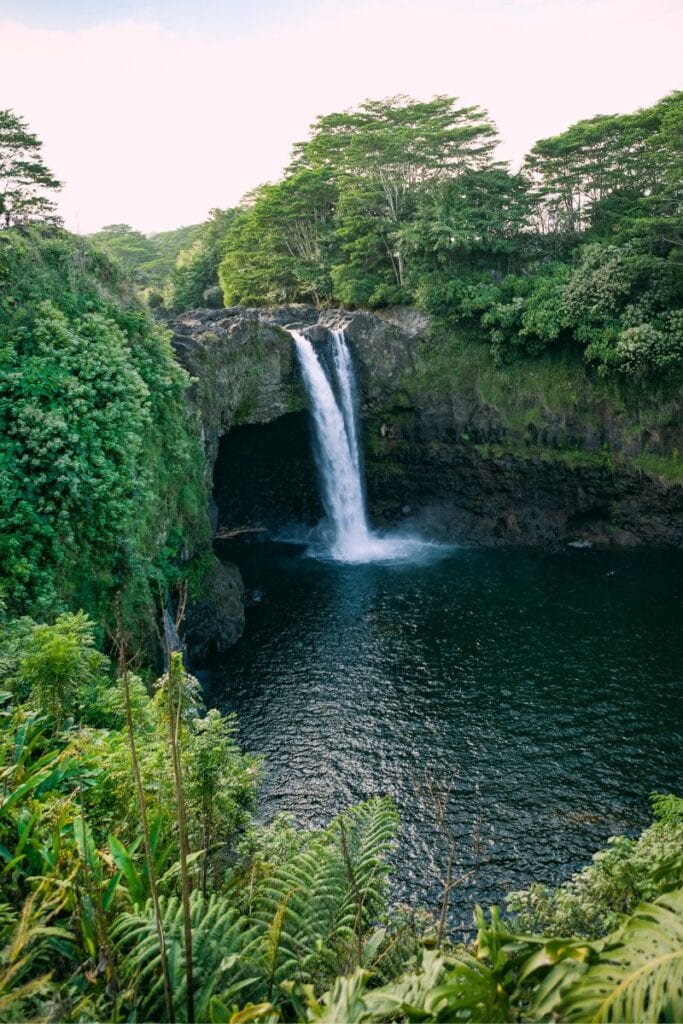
365,436,683,547
168,307,308,477
184,559,245,666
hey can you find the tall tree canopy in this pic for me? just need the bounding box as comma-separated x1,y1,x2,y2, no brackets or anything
525,90,683,239
218,95,500,307
169,207,239,310
0,109,61,228
297,95,499,295
191,89,683,379
89,222,202,294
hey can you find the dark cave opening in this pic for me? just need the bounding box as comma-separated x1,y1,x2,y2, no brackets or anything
211,412,323,537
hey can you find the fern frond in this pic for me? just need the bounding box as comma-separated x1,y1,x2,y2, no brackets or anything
113,891,254,1022
560,886,683,1022
248,798,399,998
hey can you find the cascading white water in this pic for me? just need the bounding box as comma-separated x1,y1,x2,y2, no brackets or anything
330,329,361,478
290,329,371,559
291,328,437,563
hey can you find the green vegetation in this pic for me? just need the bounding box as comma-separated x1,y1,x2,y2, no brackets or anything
153,90,683,384
506,795,683,939
167,208,239,311
218,95,499,310
0,225,209,638
84,92,683,386
3,107,682,1023
1,611,682,1023
88,212,241,310
0,109,61,228
88,223,202,297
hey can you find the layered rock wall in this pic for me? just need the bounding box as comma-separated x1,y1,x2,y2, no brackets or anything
168,305,683,549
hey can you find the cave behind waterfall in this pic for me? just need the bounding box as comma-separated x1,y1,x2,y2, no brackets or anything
212,412,323,536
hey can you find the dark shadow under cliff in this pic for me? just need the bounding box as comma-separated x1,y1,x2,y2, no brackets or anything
212,412,323,535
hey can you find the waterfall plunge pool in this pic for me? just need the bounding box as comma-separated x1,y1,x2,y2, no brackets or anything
203,540,683,931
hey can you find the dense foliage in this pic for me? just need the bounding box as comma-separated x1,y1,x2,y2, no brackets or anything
91,92,682,381
218,96,499,310
88,223,202,295
1,613,682,1022
154,90,683,381
0,226,209,636
166,209,239,311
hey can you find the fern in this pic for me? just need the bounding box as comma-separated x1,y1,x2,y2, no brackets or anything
112,799,399,1019
113,892,256,1022
559,886,683,1022
247,797,398,997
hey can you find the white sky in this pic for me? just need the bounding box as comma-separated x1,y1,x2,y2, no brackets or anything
1,0,681,234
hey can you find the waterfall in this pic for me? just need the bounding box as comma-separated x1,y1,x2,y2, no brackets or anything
291,328,434,563
290,329,371,560
330,329,361,478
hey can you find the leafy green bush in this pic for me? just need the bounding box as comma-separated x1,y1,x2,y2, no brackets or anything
563,243,683,375
423,243,683,376
506,794,683,939
0,227,208,635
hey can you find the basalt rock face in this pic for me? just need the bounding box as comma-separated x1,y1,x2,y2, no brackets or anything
169,306,316,474
316,306,429,404
168,306,313,661
184,559,245,665
168,304,683,549
366,440,683,547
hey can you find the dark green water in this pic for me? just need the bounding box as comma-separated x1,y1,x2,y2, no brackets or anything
204,541,683,929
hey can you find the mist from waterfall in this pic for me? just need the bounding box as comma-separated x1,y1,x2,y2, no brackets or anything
290,328,438,563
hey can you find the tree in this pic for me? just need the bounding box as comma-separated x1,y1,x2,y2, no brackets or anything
524,91,683,241
89,224,160,281
403,167,533,277
218,172,337,307
296,95,499,293
169,208,239,310
0,109,61,228
90,223,204,293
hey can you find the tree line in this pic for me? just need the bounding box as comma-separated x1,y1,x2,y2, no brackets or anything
166,91,682,378
7,89,677,378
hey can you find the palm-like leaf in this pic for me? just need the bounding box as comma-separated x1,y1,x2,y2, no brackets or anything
112,799,399,1019
560,887,683,1022
362,949,510,1023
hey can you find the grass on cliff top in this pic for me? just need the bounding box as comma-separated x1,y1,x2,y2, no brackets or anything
404,329,618,420
395,327,680,449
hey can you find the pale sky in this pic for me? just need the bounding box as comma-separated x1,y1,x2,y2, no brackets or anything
1,0,681,234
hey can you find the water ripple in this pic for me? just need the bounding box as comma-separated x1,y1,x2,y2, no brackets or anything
206,543,683,930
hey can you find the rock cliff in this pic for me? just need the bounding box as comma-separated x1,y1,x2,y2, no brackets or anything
168,305,683,550
169,306,315,474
